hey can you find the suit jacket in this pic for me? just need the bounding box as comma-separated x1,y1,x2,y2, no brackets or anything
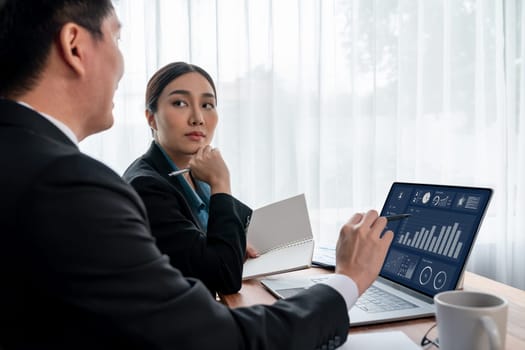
0,99,349,350
123,142,250,295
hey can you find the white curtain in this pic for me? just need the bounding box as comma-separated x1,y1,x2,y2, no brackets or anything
81,0,525,290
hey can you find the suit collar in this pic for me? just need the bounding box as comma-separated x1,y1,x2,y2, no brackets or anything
144,141,178,184
142,141,207,231
0,99,77,148
142,141,193,199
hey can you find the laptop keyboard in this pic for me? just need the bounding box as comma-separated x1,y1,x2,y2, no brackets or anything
278,276,418,314
356,285,417,313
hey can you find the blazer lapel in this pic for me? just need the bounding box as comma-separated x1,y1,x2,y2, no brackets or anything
143,142,205,231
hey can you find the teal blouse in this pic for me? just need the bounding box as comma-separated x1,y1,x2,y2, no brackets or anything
155,142,210,230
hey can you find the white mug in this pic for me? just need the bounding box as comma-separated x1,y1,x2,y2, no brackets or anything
434,290,508,350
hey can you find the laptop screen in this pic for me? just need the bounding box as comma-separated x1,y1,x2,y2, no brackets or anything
379,182,492,298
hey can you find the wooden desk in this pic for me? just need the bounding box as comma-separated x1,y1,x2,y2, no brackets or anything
221,269,525,349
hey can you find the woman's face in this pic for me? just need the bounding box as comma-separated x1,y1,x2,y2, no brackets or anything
149,72,218,162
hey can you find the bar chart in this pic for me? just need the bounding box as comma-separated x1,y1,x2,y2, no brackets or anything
397,222,464,258
394,208,476,261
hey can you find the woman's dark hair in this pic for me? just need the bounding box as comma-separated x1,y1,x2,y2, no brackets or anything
0,0,114,97
146,62,217,113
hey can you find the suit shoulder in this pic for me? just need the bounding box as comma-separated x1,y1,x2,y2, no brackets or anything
31,152,139,205
123,156,156,181
123,157,170,189
44,151,122,183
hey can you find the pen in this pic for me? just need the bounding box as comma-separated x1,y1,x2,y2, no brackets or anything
168,168,190,177
385,213,412,222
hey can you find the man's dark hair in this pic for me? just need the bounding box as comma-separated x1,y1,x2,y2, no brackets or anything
0,0,114,97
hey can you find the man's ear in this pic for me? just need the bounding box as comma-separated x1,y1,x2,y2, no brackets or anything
145,109,157,131
57,23,87,76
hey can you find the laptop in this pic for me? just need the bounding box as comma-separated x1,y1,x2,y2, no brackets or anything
261,182,493,326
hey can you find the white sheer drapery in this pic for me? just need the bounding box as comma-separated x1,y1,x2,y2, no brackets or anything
80,0,525,289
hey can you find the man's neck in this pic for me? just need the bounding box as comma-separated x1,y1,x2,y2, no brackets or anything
16,100,79,145
14,86,85,142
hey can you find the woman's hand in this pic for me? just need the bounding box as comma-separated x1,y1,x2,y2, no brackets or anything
188,145,231,194
245,243,258,262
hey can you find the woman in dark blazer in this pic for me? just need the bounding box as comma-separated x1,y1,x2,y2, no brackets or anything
123,62,256,295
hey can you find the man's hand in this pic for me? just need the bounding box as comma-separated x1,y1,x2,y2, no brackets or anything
334,210,394,295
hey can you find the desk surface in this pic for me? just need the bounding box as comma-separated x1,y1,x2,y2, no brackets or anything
220,269,525,349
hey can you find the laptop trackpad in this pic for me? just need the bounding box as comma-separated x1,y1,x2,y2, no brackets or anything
275,287,308,298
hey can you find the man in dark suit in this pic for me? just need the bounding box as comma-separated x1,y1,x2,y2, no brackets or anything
0,1,393,349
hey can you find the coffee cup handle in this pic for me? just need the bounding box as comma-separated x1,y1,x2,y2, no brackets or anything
480,316,502,350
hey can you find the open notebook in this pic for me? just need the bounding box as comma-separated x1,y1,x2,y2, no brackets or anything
262,182,493,326
242,194,314,279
